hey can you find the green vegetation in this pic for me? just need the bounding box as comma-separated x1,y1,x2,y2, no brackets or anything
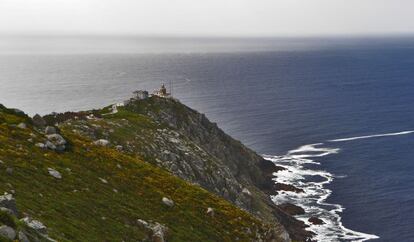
0,105,276,241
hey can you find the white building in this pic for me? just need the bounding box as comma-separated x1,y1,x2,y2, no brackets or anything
153,84,171,98
133,90,149,100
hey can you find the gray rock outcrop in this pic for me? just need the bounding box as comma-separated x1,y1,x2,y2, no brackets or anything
0,194,18,216
21,217,48,234
17,122,27,129
18,231,30,242
162,197,174,207
52,96,311,241
137,219,169,242
48,168,62,179
0,225,16,240
45,126,57,135
0,194,54,242
94,139,110,146
45,134,66,151
32,114,46,128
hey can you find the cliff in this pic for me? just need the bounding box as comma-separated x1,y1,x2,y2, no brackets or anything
0,95,312,241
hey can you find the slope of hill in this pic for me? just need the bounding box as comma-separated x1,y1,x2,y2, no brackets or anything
0,94,313,241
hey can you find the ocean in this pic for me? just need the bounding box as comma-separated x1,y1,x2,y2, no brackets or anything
1,36,414,241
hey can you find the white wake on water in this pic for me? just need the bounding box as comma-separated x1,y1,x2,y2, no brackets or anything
265,143,379,242
329,130,414,142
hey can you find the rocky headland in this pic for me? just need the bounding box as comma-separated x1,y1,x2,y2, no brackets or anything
0,94,314,241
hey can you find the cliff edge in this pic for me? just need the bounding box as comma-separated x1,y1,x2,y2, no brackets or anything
45,96,312,241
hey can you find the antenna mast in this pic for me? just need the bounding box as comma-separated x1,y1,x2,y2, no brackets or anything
170,80,173,97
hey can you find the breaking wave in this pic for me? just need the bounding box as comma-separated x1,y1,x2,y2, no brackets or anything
264,142,380,242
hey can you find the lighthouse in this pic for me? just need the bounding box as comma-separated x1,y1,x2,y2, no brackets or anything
153,84,171,98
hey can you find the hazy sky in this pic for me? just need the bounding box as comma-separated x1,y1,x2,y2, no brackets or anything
1,0,414,36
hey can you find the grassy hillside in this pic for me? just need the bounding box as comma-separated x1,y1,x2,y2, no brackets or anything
0,105,285,241
46,97,310,241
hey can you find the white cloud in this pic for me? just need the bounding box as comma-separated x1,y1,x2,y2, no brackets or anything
0,0,413,36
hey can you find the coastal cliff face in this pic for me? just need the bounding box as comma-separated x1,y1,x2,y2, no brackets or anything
0,103,290,242
46,96,311,241
0,96,312,241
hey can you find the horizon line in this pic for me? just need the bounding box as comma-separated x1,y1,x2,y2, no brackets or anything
2,31,414,40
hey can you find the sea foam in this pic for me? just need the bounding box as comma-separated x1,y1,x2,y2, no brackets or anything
265,142,379,242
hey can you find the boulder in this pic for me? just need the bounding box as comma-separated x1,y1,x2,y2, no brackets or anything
206,207,215,217
21,217,48,234
0,194,18,216
46,134,66,145
93,139,110,147
308,216,324,225
45,141,56,150
0,225,16,240
278,203,305,216
45,134,66,151
274,183,304,193
17,123,27,129
45,126,57,135
151,223,168,242
32,114,46,128
35,143,46,149
162,197,174,207
137,219,149,227
242,188,252,196
5,167,13,175
0,207,15,216
137,219,168,242
18,231,30,242
48,168,62,179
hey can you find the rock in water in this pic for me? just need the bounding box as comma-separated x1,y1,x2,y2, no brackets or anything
274,183,304,193
308,216,325,225
278,203,305,216
162,197,174,207
0,225,16,240
48,168,62,179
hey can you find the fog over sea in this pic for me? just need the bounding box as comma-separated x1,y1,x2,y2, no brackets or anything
1,35,414,241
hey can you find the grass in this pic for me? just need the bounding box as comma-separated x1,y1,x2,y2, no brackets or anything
0,106,275,242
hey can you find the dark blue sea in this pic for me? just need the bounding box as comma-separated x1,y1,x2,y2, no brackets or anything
1,36,414,241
